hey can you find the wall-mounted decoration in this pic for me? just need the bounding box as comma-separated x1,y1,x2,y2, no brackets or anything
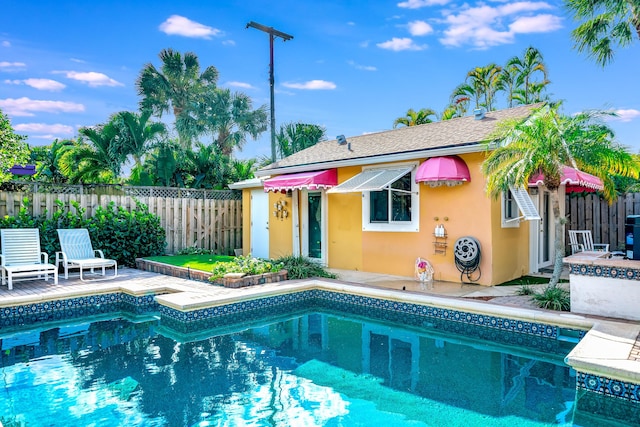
273,199,289,220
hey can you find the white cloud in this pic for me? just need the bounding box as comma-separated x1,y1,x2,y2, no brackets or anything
347,60,377,71
360,40,370,48
70,58,86,63
159,15,222,39
398,0,451,8
438,1,560,48
14,123,74,134
5,78,66,91
2,41,10,47
226,81,254,89
64,71,123,87
377,37,427,51
282,80,337,90
408,20,434,36
0,61,26,71
509,14,563,33
0,97,85,116
222,40,236,46
609,109,640,122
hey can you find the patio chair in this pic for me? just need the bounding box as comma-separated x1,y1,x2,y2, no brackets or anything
568,230,609,254
0,228,58,290
56,228,117,281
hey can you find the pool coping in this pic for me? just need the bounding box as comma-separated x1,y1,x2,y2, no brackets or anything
2,274,639,395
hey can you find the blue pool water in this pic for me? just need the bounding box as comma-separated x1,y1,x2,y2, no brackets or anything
0,302,637,426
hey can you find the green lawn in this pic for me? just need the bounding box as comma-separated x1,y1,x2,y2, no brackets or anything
145,254,235,272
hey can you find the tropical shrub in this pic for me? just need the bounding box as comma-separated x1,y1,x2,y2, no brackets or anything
532,286,570,311
0,199,166,267
273,255,337,280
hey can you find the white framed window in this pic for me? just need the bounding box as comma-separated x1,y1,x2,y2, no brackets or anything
328,163,420,232
502,186,541,228
502,189,520,228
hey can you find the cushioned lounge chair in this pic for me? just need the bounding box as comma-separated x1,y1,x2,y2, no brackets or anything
56,228,117,281
0,228,58,290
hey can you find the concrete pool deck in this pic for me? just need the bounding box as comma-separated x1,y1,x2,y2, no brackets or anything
1,266,640,388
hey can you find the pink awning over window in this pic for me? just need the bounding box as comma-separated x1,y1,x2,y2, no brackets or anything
263,169,338,192
528,166,603,191
415,155,470,187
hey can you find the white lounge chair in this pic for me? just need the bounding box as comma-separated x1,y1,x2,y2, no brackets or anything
568,230,610,254
56,228,117,281
0,228,58,290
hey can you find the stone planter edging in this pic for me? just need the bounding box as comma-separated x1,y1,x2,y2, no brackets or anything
135,258,287,287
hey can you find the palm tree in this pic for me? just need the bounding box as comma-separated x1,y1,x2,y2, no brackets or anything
194,87,268,156
566,0,640,66
393,108,438,128
31,139,75,183
451,63,503,112
498,66,519,108
506,47,548,105
482,102,640,287
141,140,182,187
276,122,327,158
112,110,167,167
62,124,125,184
229,158,258,183
136,48,219,148
440,97,470,121
181,142,230,188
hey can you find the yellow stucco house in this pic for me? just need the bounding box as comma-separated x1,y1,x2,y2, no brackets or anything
232,104,562,286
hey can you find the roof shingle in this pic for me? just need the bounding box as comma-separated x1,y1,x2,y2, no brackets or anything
258,103,542,175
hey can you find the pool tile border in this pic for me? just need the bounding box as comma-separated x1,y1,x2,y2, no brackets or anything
1,292,158,327
158,288,563,339
578,372,640,402
569,262,640,281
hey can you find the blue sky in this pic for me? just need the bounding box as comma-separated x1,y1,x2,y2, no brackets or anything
1,0,639,161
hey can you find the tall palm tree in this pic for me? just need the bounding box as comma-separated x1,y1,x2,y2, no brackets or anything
566,0,640,66
393,108,438,128
482,102,640,287
276,122,327,158
498,66,519,108
506,47,548,105
112,110,166,167
451,63,503,112
62,124,125,184
136,48,219,148
194,87,268,156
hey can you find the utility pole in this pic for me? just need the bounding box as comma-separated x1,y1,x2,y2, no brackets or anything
246,21,293,163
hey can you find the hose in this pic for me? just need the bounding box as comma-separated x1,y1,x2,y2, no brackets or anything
454,236,482,283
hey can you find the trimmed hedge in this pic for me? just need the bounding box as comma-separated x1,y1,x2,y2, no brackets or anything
0,199,166,267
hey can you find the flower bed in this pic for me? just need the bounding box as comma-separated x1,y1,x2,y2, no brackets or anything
135,258,288,287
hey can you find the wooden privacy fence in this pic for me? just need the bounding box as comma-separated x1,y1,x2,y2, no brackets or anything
565,192,640,252
0,187,242,255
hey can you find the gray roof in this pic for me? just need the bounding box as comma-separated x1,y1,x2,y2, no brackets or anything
256,103,542,176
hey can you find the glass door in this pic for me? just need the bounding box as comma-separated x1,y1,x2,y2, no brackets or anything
302,190,326,264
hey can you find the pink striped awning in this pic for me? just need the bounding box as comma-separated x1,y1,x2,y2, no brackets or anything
529,166,603,191
415,155,470,186
263,169,337,192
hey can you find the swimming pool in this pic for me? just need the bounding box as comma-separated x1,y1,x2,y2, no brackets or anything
1,288,636,427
